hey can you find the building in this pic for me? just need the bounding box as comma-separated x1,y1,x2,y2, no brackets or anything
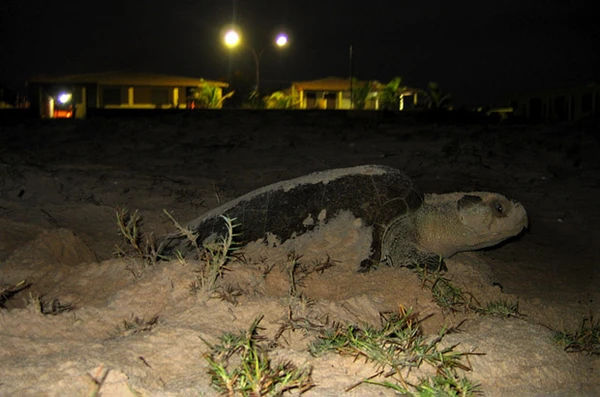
510,82,599,122
27,71,228,118
0,83,18,109
289,77,420,110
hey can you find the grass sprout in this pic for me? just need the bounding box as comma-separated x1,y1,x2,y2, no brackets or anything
554,314,600,355
415,268,520,319
415,268,477,313
25,293,73,315
204,315,314,396
178,215,240,303
112,314,159,338
309,306,481,395
476,299,521,318
114,207,160,269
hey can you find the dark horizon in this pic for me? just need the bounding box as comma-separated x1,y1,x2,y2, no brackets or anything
1,0,598,106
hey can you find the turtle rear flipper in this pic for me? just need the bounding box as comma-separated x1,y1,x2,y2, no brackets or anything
357,223,386,272
358,257,379,272
405,252,447,272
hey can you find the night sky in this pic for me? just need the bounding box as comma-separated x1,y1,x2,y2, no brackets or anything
1,0,598,106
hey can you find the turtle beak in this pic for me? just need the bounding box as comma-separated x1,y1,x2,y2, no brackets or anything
513,201,529,229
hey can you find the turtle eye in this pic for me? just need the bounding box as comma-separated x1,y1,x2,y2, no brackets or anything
494,202,503,214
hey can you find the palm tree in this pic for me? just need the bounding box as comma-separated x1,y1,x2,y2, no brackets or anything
424,81,451,110
264,91,299,109
378,77,403,110
190,80,234,109
351,78,373,110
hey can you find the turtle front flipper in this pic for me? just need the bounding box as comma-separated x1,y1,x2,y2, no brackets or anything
379,214,447,272
383,233,447,272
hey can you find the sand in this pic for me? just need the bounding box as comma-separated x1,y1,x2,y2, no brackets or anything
0,110,598,396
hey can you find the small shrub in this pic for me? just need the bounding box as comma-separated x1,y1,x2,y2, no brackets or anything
184,215,239,303
415,268,520,319
476,299,521,318
272,252,336,342
204,315,314,396
25,293,73,315
554,315,600,355
114,208,160,268
112,314,159,338
415,268,478,313
310,306,481,395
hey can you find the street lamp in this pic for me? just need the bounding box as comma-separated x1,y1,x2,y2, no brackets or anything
224,30,240,47
223,28,288,94
275,34,288,47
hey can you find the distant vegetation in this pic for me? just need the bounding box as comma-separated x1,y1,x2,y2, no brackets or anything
378,76,404,110
264,91,299,109
423,81,452,110
191,79,234,109
218,74,453,111
350,78,374,110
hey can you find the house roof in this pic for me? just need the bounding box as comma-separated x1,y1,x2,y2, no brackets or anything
510,81,599,98
291,77,421,95
28,71,228,87
292,77,353,91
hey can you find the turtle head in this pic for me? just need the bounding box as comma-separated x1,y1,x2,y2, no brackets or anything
417,191,528,259
455,192,529,251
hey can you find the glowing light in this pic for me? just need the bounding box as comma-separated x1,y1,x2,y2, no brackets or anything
224,30,240,48
275,34,288,47
58,93,72,104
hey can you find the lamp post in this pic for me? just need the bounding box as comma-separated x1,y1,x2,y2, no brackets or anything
223,29,288,94
349,44,354,109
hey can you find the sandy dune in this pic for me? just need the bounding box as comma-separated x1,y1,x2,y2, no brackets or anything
0,111,598,396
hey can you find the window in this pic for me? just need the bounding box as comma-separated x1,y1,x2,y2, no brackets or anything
553,96,567,120
324,92,337,109
151,88,169,105
305,92,317,108
529,98,543,121
581,93,593,114
102,88,122,105
134,87,152,104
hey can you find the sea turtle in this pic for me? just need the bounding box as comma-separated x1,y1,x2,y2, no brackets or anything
158,165,528,271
